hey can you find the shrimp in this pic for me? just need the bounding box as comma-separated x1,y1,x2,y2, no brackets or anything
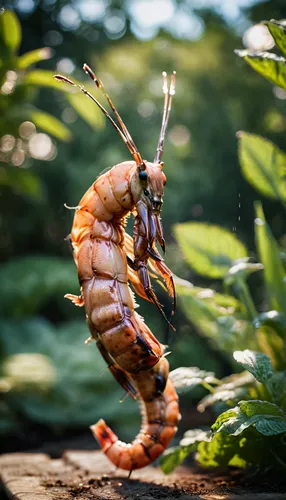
55,65,179,471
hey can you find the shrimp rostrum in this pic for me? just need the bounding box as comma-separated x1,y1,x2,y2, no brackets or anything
55,65,179,471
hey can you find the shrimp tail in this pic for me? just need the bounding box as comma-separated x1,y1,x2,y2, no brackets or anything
90,358,179,471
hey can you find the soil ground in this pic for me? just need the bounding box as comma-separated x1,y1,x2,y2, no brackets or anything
1,450,286,500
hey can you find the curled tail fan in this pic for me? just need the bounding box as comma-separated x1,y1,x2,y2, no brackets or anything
90,358,179,471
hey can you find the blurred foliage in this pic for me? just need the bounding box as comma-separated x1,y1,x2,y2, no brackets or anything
1,0,286,455
161,17,286,474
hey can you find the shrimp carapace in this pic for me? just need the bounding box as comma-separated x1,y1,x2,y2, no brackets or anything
56,64,179,470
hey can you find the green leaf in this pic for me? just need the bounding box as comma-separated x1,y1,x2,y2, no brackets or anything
267,372,286,409
238,132,286,203
255,202,286,312
161,429,210,473
23,70,63,90
212,400,286,436
23,72,105,129
265,21,286,58
255,319,285,371
175,280,254,355
67,88,105,130
17,47,53,70
170,366,217,393
197,432,248,468
160,446,193,474
198,371,254,412
233,350,273,383
225,261,263,286
254,311,286,339
235,50,286,90
0,256,78,316
0,318,137,429
28,109,72,142
2,353,56,392
0,9,21,54
0,167,43,200
174,222,248,279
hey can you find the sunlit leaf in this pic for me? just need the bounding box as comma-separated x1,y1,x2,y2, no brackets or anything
254,311,286,338
23,69,65,89
238,132,286,203
67,88,105,130
0,9,21,54
255,202,286,312
212,400,286,436
233,349,273,383
174,222,248,279
161,429,210,473
27,109,72,142
225,261,263,287
23,72,105,129
3,353,56,391
235,50,286,90
0,318,137,428
17,47,53,70
198,371,254,412
198,432,250,468
265,20,286,58
170,366,217,393
175,280,253,355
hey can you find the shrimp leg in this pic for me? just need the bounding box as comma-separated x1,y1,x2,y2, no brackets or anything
97,340,137,400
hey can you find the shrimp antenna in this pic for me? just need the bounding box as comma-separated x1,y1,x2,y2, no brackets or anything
154,71,176,164
54,72,144,168
83,64,144,169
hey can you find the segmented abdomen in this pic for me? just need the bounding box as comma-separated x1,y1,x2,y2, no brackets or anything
69,162,179,470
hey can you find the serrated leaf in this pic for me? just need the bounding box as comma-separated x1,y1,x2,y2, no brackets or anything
234,350,273,383
17,47,53,70
255,202,286,313
28,109,72,142
256,418,286,435
235,50,286,90
212,400,286,437
170,366,217,393
238,133,286,203
0,9,21,54
174,222,248,279
265,21,286,58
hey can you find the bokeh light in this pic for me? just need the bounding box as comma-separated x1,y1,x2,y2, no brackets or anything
29,133,55,160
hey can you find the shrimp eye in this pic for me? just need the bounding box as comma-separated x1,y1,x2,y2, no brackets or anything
144,189,150,196
139,170,148,182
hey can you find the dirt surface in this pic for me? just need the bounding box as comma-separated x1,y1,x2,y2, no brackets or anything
1,450,286,500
